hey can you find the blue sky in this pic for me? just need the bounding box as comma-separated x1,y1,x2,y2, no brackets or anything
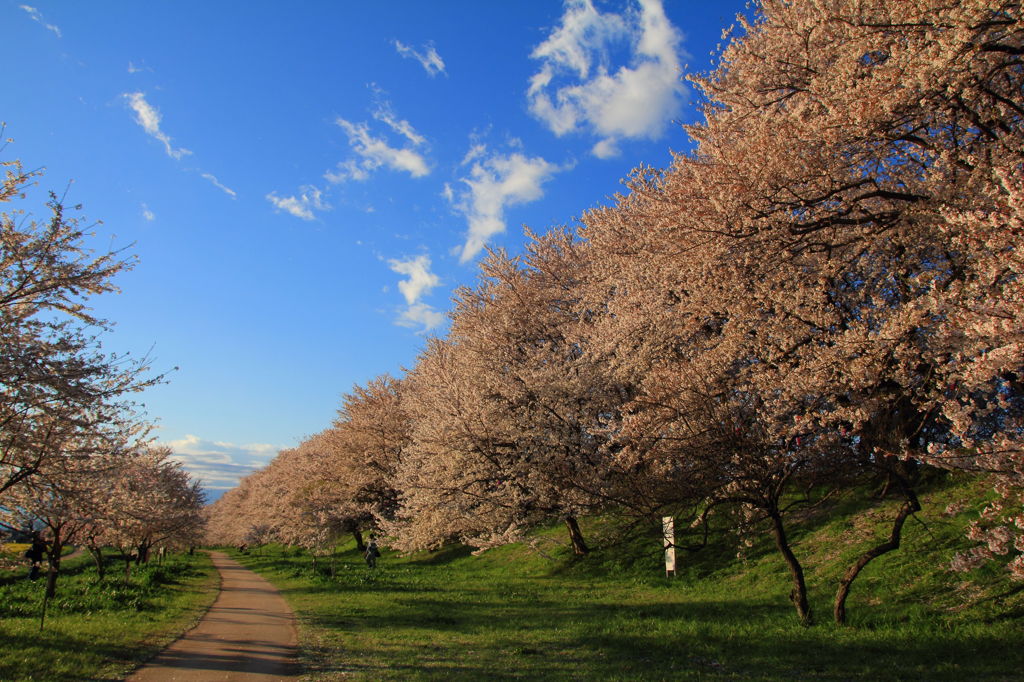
5,0,748,498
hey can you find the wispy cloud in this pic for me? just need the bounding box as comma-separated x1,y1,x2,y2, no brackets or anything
449,147,565,263
122,92,192,160
527,0,686,158
373,104,427,147
325,108,430,183
127,61,151,74
20,5,61,38
388,254,444,332
141,203,155,222
161,435,279,493
393,40,447,77
201,172,238,198
461,143,487,167
266,186,328,220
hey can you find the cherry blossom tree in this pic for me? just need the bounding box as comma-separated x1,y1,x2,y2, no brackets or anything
1,146,163,496
100,446,205,573
685,0,1024,592
0,451,106,598
204,475,258,547
388,234,638,555
576,0,1023,622
329,375,409,539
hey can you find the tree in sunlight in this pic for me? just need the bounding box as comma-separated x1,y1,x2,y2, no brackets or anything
0,143,165,497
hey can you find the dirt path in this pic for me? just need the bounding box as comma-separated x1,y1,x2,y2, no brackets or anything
128,551,300,681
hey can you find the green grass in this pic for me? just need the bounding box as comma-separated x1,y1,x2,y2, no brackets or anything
0,551,219,681
233,473,1024,681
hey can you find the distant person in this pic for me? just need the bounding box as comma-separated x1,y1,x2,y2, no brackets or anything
24,533,45,580
364,536,380,568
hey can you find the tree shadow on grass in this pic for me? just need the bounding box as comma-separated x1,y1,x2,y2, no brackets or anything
0,627,154,681
407,544,477,566
300,595,1024,681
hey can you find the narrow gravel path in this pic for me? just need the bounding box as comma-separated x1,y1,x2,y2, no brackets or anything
128,551,300,681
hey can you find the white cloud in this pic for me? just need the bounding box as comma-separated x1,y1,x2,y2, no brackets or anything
123,92,192,160
20,5,61,38
591,138,620,159
201,172,238,198
266,186,328,221
461,143,487,166
449,150,565,263
527,0,686,157
388,255,444,332
161,435,278,493
324,159,370,183
141,203,155,222
372,101,427,147
122,93,233,201
326,116,429,183
388,254,440,305
396,302,445,332
394,40,447,77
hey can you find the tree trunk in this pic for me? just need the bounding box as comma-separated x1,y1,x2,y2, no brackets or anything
89,545,105,580
353,530,366,553
44,541,63,600
834,491,921,625
565,516,589,556
769,510,812,625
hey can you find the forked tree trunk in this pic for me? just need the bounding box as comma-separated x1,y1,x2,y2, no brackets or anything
353,530,366,553
834,491,921,625
769,510,811,625
565,516,589,556
89,545,105,580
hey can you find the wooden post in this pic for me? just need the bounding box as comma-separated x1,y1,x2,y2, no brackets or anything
662,516,676,578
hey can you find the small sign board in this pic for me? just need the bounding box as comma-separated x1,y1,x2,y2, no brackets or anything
663,516,676,577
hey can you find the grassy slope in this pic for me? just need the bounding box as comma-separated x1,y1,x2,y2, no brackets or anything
0,551,219,681
234,473,1023,681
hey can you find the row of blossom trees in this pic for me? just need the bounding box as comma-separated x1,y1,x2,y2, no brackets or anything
1,140,205,596
208,0,1022,625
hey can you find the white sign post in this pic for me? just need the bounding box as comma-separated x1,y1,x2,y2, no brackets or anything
662,516,676,577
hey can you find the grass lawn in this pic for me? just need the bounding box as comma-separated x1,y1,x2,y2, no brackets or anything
0,551,219,681
233,474,1024,681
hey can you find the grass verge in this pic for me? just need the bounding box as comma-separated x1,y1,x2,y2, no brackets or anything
233,473,1023,681
0,551,219,681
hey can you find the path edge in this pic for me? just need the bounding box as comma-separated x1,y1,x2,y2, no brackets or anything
118,549,224,679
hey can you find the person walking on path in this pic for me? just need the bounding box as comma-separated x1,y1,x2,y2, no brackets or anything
24,532,45,580
364,536,380,568
129,551,299,681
